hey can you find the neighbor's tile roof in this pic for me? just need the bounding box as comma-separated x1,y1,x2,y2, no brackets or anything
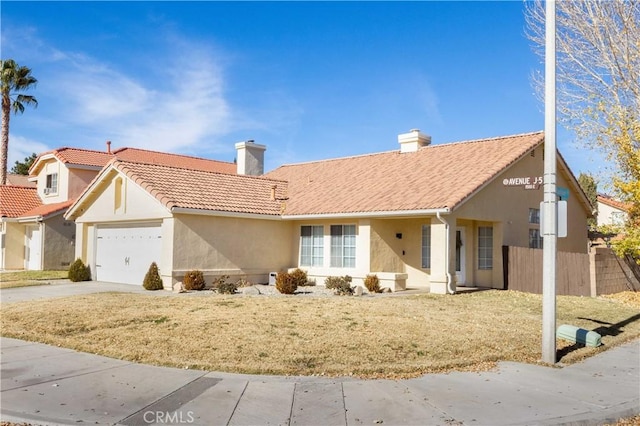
112,160,287,215
113,147,236,174
31,146,236,176
266,131,545,216
20,200,75,219
597,194,631,212
46,147,115,167
0,185,42,218
6,174,36,187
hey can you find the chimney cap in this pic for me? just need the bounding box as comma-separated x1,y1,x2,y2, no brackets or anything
106,140,112,154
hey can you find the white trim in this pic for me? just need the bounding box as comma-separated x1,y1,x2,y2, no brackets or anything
66,164,104,172
171,207,282,221
282,208,450,220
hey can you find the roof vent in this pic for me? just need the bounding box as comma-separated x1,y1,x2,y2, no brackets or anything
398,129,431,153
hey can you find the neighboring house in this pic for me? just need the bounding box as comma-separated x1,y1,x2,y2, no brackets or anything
597,194,629,227
66,132,592,294
1,144,237,271
6,174,37,187
1,148,113,271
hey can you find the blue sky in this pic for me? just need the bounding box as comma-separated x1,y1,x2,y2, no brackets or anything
2,1,606,178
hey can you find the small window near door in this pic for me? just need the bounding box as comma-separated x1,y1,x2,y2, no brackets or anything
45,173,58,194
478,226,493,270
421,225,431,268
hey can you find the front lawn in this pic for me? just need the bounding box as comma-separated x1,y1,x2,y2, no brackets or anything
0,270,68,289
1,290,638,379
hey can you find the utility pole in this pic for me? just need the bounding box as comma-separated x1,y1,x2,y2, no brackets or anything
542,0,558,365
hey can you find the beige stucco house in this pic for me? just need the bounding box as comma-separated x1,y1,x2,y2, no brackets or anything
596,194,629,227
65,131,592,294
1,144,237,271
0,148,113,271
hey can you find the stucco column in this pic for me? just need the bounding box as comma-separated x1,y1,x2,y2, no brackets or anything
161,218,175,290
430,217,457,294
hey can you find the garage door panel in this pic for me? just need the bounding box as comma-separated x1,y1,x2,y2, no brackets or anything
96,225,162,285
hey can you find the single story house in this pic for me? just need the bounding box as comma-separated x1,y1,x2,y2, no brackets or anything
65,131,592,294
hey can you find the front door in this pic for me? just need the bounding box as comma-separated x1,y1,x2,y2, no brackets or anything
25,225,42,270
455,228,466,285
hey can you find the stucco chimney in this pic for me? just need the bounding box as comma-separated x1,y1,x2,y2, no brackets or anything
398,129,431,153
235,140,266,175
106,140,112,154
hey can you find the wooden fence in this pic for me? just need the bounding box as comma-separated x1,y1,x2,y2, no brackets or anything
502,246,591,296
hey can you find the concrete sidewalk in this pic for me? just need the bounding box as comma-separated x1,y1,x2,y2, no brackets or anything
1,336,638,426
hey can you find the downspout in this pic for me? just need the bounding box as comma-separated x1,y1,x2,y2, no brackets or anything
436,211,455,294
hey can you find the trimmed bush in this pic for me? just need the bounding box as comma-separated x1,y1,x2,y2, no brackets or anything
213,275,237,294
325,275,353,295
289,268,309,287
68,258,91,282
236,278,252,288
183,270,206,291
364,274,380,293
276,271,297,294
143,262,164,290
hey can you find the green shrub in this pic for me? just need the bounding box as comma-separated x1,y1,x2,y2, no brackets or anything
364,274,380,293
68,258,91,282
183,270,206,291
212,275,237,294
276,271,297,294
143,262,164,290
325,275,353,295
289,268,309,287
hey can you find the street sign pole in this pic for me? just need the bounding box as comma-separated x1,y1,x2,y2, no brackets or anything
542,0,558,365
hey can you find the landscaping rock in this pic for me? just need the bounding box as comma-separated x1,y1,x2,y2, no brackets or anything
242,286,261,295
173,282,186,293
381,287,392,293
354,286,363,296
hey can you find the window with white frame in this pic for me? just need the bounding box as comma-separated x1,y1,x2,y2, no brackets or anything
330,225,356,268
421,224,431,268
300,225,324,267
478,226,493,270
45,173,58,194
529,228,543,249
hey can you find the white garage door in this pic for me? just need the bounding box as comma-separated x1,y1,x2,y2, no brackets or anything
95,223,162,285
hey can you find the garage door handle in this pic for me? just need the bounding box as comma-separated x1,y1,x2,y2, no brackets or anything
96,264,101,267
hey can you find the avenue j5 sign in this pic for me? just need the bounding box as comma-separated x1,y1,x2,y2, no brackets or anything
502,176,542,190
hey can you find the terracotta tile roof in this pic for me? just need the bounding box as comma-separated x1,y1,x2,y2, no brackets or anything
6,174,36,187
265,131,545,216
0,186,42,218
597,194,631,212
112,160,286,216
45,147,115,167
113,147,236,174
21,200,74,218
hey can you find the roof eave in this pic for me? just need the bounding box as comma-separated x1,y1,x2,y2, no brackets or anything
281,208,451,220
171,207,283,221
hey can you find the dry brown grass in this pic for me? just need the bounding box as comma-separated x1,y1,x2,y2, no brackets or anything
0,270,68,289
1,290,639,379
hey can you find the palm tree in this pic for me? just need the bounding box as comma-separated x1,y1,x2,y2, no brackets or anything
1,59,38,185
